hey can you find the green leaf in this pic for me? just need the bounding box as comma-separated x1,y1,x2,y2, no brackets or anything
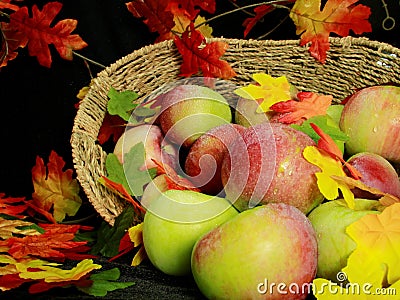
107,87,139,121
78,268,135,297
90,206,135,257
18,223,45,234
291,115,348,152
123,143,157,197
104,153,133,195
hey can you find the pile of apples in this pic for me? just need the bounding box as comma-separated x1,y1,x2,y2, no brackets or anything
113,81,400,299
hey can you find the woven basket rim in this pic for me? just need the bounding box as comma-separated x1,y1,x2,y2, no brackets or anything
71,36,400,224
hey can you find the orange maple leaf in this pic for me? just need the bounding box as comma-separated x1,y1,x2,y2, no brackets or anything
0,231,90,260
289,0,372,63
270,91,332,124
8,2,87,67
174,23,236,79
31,151,82,223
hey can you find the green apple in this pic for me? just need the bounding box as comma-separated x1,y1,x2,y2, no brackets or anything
142,189,238,276
308,199,381,282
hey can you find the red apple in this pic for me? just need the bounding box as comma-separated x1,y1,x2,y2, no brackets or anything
191,203,318,300
157,84,232,148
113,124,177,170
340,85,400,163
346,152,400,199
184,123,246,195
221,122,324,214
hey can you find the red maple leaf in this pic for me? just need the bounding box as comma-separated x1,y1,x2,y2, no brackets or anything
126,0,175,36
168,0,216,20
0,274,32,291
174,23,236,79
0,22,29,68
29,275,92,294
289,0,371,63
97,113,126,145
8,2,88,67
0,193,29,218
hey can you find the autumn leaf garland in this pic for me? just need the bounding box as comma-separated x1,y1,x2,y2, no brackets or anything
0,0,374,71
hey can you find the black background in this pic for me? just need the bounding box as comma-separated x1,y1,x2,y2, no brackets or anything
0,0,399,299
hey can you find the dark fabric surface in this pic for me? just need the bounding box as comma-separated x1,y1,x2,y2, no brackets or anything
0,0,399,299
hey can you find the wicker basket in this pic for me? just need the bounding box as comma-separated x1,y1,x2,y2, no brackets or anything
70,37,400,225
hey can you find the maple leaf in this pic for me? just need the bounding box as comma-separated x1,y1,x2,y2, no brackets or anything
31,150,82,223
168,0,215,21
107,87,139,122
0,0,19,11
128,222,147,266
0,22,29,68
342,204,400,292
303,145,355,208
0,193,29,218
310,123,361,179
234,73,292,112
16,258,101,283
158,12,213,42
8,2,88,68
98,176,146,217
78,268,135,297
270,91,332,124
1,231,89,260
0,217,40,239
289,0,372,63
331,175,400,207
126,0,175,36
91,206,136,258
97,113,126,145
174,23,236,79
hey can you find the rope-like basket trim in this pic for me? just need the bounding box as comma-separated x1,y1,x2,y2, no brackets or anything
71,37,400,225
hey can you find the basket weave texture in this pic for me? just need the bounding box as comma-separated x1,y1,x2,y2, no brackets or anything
71,37,400,225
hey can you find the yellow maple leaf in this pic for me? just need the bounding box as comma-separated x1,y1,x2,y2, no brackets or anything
346,203,400,285
313,204,400,299
0,218,41,239
128,222,147,267
16,258,101,283
234,73,292,112
303,146,354,208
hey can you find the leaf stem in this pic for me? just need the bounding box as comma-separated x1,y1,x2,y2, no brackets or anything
195,1,292,29
256,15,290,39
72,51,106,69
